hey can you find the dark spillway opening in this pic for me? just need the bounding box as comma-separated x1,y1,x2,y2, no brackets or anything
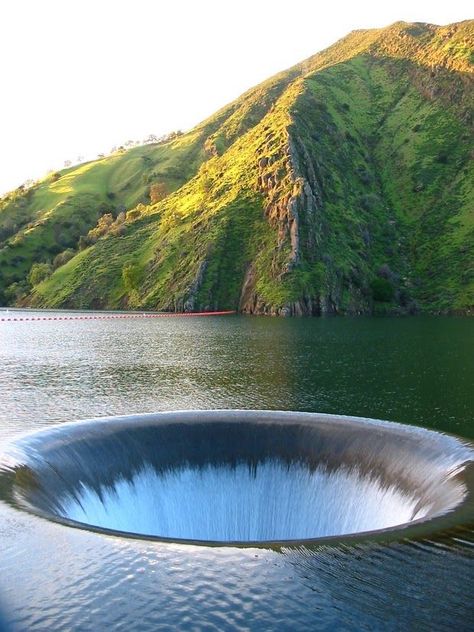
1,411,472,544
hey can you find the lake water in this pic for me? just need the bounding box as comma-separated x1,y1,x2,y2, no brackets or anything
0,313,473,630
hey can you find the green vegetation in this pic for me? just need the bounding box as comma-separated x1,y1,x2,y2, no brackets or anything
28,262,52,286
1,20,473,314
371,278,394,303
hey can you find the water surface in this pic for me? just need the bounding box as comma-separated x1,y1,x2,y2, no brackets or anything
0,313,473,630
1,313,473,438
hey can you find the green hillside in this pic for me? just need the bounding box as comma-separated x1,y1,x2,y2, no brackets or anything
1,20,473,314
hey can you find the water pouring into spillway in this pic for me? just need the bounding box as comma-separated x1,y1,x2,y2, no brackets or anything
1,411,472,545
59,462,426,541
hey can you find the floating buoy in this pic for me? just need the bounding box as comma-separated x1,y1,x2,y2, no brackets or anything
0,310,236,323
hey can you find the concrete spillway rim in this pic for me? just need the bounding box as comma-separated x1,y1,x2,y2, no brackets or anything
2,410,473,549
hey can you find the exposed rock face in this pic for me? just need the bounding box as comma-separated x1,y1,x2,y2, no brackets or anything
183,260,208,312
239,125,326,315
192,27,473,316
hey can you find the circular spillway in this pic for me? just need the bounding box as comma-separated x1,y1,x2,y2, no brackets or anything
1,411,473,545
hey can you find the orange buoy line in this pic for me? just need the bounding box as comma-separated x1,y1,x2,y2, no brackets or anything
0,310,236,322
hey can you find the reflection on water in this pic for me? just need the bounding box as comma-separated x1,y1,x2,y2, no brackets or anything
0,313,473,630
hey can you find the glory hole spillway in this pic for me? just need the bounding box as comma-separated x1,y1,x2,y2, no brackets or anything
1,411,472,545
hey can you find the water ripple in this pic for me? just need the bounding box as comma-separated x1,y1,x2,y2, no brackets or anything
1,314,474,629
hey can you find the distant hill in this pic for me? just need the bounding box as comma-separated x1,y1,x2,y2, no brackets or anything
1,20,473,314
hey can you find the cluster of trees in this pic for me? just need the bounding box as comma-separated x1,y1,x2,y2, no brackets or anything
0,127,184,305
3,207,134,301
107,130,184,157
3,131,186,202
2,207,135,304
78,211,128,250
0,182,35,206
142,130,183,145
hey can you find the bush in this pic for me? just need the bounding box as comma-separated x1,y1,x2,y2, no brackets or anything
5,281,30,302
53,249,75,269
28,262,52,286
122,262,143,307
126,206,145,222
370,278,394,302
359,193,380,211
377,264,395,281
87,213,114,242
78,235,89,251
149,182,168,204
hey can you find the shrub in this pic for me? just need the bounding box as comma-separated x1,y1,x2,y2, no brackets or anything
78,235,89,251
122,262,143,306
5,281,30,302
28,262,52,286
360,193,380,211
377,264,395,281
87,213,114,242
149,182,168,204
126,206,145,222
370,278,394,302
53,249,75,269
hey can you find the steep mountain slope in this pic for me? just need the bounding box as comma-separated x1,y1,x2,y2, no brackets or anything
2,20,473,314
0,67,298,304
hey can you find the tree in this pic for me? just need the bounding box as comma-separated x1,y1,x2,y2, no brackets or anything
78,235,89,250
149,182,168,204
126,204,146,222
87,213,114,242
5,281,30,303
28,262,52,286
53,249,75,269
370,278,394,302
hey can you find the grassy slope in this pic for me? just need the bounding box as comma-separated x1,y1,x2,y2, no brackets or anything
371,22,474,312
0,65,296,300
31,79,300,310
289,32,473,313
0,140,200,291
6,20,474,313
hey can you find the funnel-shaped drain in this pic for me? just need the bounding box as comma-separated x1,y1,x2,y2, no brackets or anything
1,411,472,545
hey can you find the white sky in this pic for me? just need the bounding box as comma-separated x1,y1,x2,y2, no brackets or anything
0,0,471,194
